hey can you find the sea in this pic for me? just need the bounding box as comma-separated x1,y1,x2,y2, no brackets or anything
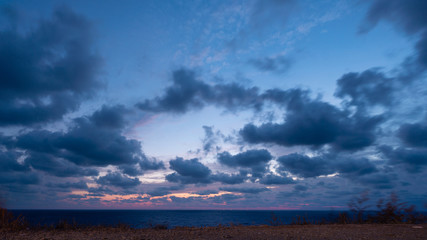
10,210,353,228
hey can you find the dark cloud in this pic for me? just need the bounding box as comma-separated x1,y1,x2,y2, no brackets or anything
136,68,262,114
169,157,211,179
277,188,312,199
277,153,334,178
89,105,129,129
46,181,88,190
56,118,141,167
67,194,87,199
381,146,427,173
219,187,270,194
293,185,308,192
0,149,38,185
138,70,382,152
356,172,396,189
5,105,164,178
248,55,292,73
96,172,141,189
334,158,378,177
259,174,295,185
166,157,212,184
217,149,273,178
277,153,377,178
0,171,39,185
146,185,184,197
361,0,427,35
25,152,98,177
0,150,29,172
398,122,427,148
211,193,243,203
361,0,427,69
0,6,101,126
335,68,395,108
137,69,210,113
192,190,219,195
42,106,160,169
165,156,250,185
87,186,116,196
211,172,246,185
218,149,272,167
201,126,222,153
241,90,383,150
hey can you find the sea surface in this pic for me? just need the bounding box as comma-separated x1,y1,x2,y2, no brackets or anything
11,210,352,228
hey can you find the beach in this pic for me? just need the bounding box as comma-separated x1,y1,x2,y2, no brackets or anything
1,224,426,240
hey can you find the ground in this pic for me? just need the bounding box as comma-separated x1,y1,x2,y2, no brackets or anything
1,224,426,240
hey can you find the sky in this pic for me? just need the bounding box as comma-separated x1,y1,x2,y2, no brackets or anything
0,0,427,210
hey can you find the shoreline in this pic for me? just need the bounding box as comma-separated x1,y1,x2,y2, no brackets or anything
2,224,426,240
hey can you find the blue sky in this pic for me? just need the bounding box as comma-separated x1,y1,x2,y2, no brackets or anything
1,0,427,210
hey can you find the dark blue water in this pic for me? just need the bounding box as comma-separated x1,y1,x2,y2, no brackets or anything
11,210,349,228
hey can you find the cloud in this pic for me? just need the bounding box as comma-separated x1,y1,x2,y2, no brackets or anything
201,126,223,153
397,121,427,148
46,181,88,191
0,6,101,126
293,185,308,192
0,149,39,185
169,157,212,179
24,152,98,177
218,149,272,167
0,173,39,186
361,0,427,69
89,105,129,129
6,105,164,178
356,172,396,189
166,157,212,184
259,174,295,185
211,172,246,185
277,153,377,178
0,150,29,172
381,146,427,173
241,90,383,151
96,172,141,188
136,68,262,114
137,70,384,153
219,187,270,194
217,149,273,178
192,190,219,195
165,156,249,185
335,68,395,109
361,0,427,35
146,185,184,197
248,55,293,73
277,153,334,178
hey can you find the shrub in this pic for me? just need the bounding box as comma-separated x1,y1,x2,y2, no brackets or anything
373,192,424,224
0,207,27,230
336,212,351,224
269,212,283,226
348,191,370,223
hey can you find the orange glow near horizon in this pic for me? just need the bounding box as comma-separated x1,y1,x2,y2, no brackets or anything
68,190,242,203
66,190,305,210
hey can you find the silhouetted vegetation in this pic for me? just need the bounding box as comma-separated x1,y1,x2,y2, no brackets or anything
268,212,283,226
348,190,370,223
0,207,28,230
346,192,426,224
267,192,426,226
